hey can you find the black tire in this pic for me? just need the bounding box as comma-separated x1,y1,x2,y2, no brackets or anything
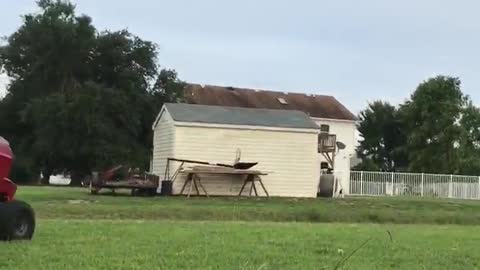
0,200,35,241
138,188,157,197
147,188,157,197
131,188,156,197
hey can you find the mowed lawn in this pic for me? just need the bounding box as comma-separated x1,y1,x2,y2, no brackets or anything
2,221,480,270
12,186,480,224
1,187,480,270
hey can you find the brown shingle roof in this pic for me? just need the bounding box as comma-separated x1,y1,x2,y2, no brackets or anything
183,84,357,121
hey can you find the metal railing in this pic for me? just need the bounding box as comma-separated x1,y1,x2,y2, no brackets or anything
349,171,480,200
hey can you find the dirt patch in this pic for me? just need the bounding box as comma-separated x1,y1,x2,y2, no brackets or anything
67,200,97,204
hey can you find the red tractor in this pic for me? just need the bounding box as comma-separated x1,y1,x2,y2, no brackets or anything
0,136,35,240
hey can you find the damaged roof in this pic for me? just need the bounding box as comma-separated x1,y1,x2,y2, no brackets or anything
164,103,319,129
183,84,357,121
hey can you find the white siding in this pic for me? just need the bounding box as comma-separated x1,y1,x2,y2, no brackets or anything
313,118,356,194
171,126,319,198
152,111,175,183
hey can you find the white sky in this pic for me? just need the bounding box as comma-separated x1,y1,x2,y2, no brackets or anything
0,74,9,98
1,0,480,113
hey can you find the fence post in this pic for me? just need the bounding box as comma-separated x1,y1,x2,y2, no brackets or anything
478,176,480,200
421,173,424,197
360,171,364,195
449,175,453,198
391,172,394,196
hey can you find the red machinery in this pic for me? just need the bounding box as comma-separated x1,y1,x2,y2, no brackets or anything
0,136,35,240
89,165,159,196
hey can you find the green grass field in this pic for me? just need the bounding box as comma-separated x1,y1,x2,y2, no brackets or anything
1,186,480,269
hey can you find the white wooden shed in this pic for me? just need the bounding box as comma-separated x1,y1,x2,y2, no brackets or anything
152,103,320,198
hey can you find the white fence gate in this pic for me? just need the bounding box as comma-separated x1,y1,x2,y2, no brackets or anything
349,171,480,200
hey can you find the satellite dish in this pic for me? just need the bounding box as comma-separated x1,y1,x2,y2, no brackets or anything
234,148,242,164
336,141,346,150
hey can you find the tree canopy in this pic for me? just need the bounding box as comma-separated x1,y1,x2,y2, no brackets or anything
357,75,480,175
0,0,184,184
357,101,407,171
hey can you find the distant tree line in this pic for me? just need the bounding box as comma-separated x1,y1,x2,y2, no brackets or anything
0,0,184,185
355,75,480,175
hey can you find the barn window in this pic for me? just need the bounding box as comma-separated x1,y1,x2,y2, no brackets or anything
277,97,288,105
320,124,330,133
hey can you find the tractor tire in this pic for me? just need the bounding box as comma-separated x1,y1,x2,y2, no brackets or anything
0,200,35,241
133,188,157,197
146,188,157,197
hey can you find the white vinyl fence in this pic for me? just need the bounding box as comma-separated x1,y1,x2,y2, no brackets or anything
349,171,480,200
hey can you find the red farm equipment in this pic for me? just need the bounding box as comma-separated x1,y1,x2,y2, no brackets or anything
89,165,159,196
0,136,35,241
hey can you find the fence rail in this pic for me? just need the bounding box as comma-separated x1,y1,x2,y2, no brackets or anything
349,171,480,200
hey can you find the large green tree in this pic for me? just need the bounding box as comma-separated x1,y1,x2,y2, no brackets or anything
0,0,96,183
355,75,480,175
456,101,480,175
0,0,183,184
356,101,407,171
399,76,466,174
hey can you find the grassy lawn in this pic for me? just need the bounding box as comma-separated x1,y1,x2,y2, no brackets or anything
1,186,480,269
1,221,480,270
14,186,480,224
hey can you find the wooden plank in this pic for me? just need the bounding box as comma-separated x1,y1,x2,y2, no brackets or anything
185,170,268,175
179,173,192,194
257,176,270,197
193,177,200,195
187,174,194,198
196,175,209,197
252,181,258,196
167,158,234,168
182,166,268,176
99,180,157,189
238,177,249,196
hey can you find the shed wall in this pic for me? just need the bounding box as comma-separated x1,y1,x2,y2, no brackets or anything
170,125,319,198
152,111,175,188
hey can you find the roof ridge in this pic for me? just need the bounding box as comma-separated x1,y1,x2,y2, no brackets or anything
190,83,335,98
163,102,320,129
167,102,309,114
184,83,357,121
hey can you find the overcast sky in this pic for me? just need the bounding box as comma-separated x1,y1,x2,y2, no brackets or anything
1,0,480,112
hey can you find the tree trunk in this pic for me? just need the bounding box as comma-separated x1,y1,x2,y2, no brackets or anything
40,170,51,185
69,171,86,187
